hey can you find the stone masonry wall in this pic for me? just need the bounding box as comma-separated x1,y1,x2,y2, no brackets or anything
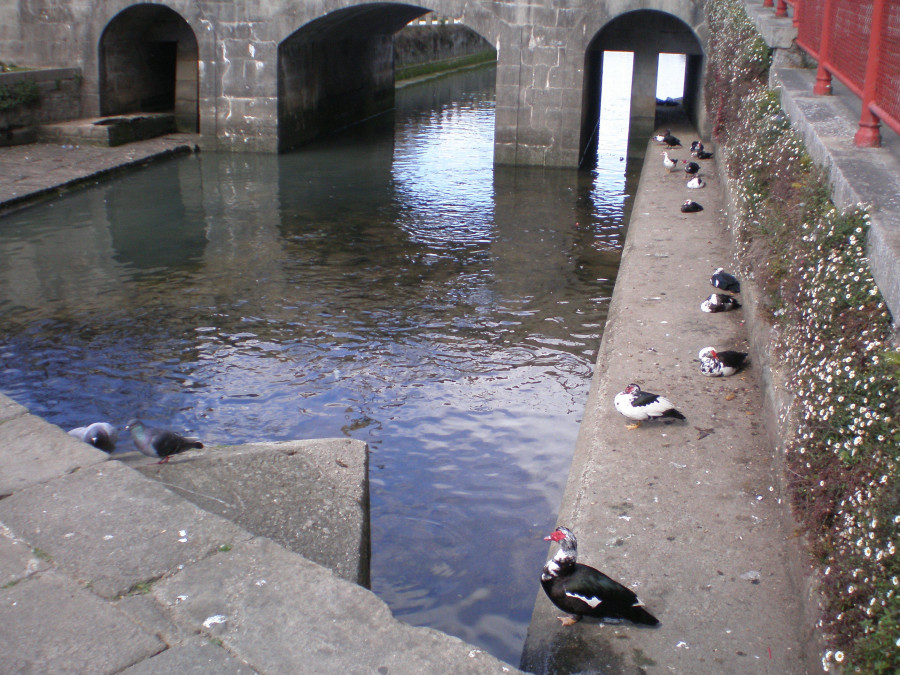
0,68,82,146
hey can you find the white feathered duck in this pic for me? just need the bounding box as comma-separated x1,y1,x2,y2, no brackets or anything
614,383,686,429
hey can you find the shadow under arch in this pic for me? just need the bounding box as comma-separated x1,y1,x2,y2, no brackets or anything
98,3,199,132
278,4,497,152
580,9,703,168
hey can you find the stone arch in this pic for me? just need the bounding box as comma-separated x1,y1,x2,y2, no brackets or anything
580,9,704,166
278,3,428,151
98,3,199,131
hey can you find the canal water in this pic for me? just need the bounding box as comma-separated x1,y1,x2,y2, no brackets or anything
0,64,643,664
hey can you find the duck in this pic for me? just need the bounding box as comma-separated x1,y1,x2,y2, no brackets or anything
690,140,704,153
662,152,679,172
700,293,742,313
68,422,118,453
710,268,741,293
614,383,686,429
681,199,703,213
541,526,659,627
695,149,714,159
684,161,701,175
125,419,203,464
662,131,681,148
686,175,705,189
698,347,749,377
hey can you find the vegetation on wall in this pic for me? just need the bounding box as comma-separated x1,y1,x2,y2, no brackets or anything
706,0,899,672
0,79,40,112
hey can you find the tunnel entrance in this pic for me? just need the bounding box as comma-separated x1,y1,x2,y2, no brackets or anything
99,4,199,132
580,10,703,167
277,4,432,152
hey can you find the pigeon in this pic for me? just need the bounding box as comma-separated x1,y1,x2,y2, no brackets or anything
681,200,703,213
699,347,749,377
614,383,686,429
68,422,118,453
701,293,742,313
663,152,679,172
541,526,659,627
125,419,203,464
711,268,741,293
686,176,705,189
684,161,701,175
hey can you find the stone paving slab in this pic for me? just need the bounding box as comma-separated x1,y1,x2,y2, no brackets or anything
0,412,108,496
153,536,516,675
0,460,252,599
131,439,370,586
0,523,49,586
120,637,258,675
0,570,165,673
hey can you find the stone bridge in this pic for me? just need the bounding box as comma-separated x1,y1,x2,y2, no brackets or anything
0,0,708,166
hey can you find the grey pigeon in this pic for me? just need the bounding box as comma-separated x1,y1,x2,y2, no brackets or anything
125,419,203,464
68,422,118,452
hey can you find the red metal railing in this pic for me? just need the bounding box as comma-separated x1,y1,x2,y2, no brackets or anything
765,0,900,147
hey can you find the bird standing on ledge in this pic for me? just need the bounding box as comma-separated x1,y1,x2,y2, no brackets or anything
126,419,203,464
541,526,659,627
663,152,679,172
614,383,686,429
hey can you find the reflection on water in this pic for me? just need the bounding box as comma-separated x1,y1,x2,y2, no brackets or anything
0,65,641,664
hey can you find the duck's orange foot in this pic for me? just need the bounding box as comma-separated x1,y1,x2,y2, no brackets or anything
625,422,642,430
557,615,582,627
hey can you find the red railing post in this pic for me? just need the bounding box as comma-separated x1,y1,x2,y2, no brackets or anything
776,0,788,18
854,0,887,147
814,0,836,95
764,0,774,8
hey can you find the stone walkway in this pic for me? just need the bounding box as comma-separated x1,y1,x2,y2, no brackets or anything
520,126,816,674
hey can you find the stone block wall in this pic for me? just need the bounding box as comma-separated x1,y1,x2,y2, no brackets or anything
0,68,82,145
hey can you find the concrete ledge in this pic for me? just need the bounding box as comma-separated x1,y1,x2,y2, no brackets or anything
0,392,520,672
131,439,370,586
0,410,108,496
521,128,814,673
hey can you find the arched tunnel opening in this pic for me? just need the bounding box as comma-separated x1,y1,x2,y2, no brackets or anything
580,10,703,168
278,4,433,152
98,3,199,132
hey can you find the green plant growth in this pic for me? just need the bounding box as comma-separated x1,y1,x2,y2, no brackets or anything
706,0,900,672
395,50,495,82
0,80,40,111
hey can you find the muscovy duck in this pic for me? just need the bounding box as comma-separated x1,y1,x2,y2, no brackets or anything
663,152,679,172
684,161,701,175
541,526,659,626
710,267,741,293
698,347,749,377
700,293,742,313
614,383,686,429
662,131,681,148
681,199,703,213
686,175,705,189
126,419,203,464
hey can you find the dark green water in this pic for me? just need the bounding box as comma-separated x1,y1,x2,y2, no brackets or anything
0,65,641,664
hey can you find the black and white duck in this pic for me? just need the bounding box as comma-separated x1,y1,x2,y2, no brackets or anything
700,293,742,313
614,383,686,429
541,526,659,627
698,347,749,377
